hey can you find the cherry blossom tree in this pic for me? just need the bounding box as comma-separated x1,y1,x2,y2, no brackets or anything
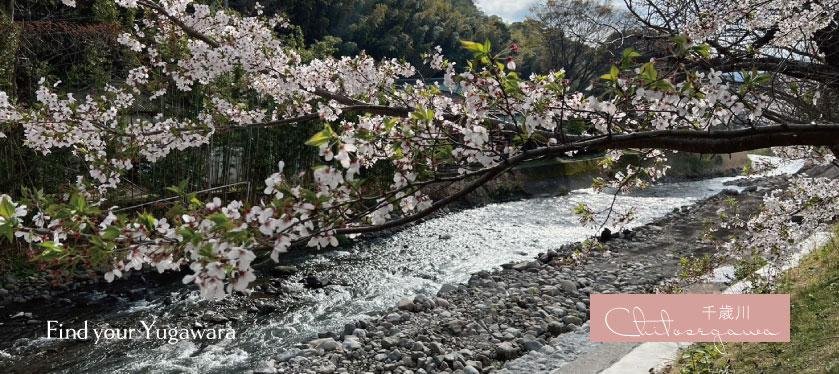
0,0,837,298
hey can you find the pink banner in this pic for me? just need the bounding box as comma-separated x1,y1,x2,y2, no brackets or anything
590,294,790,342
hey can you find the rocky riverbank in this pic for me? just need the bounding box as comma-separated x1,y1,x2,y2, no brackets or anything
255,177,776,374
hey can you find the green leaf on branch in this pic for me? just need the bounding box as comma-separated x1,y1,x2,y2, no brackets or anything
673,34,689,55
0,221,14,242
188,194,203,209
692,43,711,59
208,212,230,229
573,202,595,225
138,212,157,231
621,48,641,67
392,145,404,159
198,243,216,259
410,108,436,122
639,62,658,82
461,39,492,65
600,65,620,81
166,180,189,197
0,197,15,219
178,227,201,244
90,235,115,253
503,73,523,95
650,79,674,91
38,241,64,260
101,226,121,241
306,124,336,147
739,71,771,94
460,40,486,54
70,193,88,213
384,118,398,132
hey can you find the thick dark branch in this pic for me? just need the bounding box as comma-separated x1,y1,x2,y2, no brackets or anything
696,56,839,84
139,0,221,48
334,163,512,235
548,124,839,154
333,123,839,235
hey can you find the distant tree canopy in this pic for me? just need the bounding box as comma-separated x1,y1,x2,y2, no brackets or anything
509,0,632,90
229,0,511,74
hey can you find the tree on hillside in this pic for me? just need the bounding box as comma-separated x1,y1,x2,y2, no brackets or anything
344,0,510,70
0,0,837,299
512,0,633,89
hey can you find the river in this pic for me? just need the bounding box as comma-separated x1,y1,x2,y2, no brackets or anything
4,155,803,373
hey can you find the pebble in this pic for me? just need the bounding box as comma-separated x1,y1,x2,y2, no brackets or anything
201,312,228,324
495,342,520,360
547,322,565,335
557,280,577,293
309,338,341,352
273,265,299,276
563,315,583,326
464,365,480,374
252,360,278,373
541,285,560,296
342,337,362,351
352,328,367,339
522,339,544,352
397,298,415,312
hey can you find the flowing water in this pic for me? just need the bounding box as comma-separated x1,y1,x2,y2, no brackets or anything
7,155,803,373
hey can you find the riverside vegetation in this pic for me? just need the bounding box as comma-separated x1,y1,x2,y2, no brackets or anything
670,227,839,374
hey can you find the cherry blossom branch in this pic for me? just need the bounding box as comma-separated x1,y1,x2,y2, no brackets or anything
331,123,839,235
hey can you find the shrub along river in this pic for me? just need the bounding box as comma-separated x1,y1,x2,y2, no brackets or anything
0,155,803,373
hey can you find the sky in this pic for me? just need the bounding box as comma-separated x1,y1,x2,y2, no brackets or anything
474,0,540,23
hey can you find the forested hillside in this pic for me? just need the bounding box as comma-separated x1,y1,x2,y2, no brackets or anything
4,0,511,90
229,0,510,73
